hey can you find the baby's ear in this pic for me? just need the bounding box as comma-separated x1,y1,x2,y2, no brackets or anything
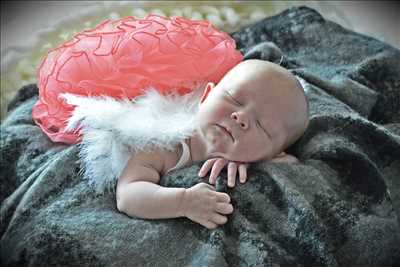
200,82,215,104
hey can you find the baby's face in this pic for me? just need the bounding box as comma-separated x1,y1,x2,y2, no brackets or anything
197,60,306,162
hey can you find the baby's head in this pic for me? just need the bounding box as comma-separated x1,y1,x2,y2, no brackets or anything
197,59,309,162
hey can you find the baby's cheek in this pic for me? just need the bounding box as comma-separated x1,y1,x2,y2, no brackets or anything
230,145,252,162
209,102,231,117
199,107,223,122
243,143,268,162
206,126,227,145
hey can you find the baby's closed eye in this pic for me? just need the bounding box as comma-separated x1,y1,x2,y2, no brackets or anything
223,90,241,107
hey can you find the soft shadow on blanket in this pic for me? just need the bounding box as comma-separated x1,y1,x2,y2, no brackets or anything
1,6,400,267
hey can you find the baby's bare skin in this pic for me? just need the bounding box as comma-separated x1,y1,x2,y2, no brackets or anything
117,143,233,230
198,151,299,188
116,59,309,229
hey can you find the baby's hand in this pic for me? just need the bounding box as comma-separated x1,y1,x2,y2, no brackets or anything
198,158,249,188
182,183,233,229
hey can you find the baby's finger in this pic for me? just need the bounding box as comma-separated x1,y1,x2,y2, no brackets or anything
216,191,231,203
238,164,248,183
201,182,216,191
211,213,228,225
198,158,218,177
215,203,234,214
203,220,218,230
227,162,237,187
209,159,228,184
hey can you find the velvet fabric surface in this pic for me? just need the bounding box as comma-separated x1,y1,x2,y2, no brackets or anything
1,6,400,266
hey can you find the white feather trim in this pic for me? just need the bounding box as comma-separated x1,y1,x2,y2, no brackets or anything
60,88,202,193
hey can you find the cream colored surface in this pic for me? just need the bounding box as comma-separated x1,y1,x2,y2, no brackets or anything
1,1,399,120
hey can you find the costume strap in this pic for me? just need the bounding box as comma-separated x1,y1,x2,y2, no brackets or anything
166,140,191,173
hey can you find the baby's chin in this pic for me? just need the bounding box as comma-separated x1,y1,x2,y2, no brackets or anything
230,148,275,163
204,128,233,155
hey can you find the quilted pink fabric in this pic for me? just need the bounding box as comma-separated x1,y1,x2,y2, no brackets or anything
32,14,243,144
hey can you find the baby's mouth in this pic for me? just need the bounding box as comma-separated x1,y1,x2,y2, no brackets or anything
217,124,234,141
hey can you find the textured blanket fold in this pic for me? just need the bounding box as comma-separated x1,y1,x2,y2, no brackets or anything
1,6,400,266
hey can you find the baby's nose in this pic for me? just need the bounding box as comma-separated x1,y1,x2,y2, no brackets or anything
231,112,248,130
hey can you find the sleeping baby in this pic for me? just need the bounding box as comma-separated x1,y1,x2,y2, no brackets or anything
33,15,308,230
115,59,309,229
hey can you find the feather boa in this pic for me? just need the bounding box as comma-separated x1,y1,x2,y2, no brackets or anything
60,89,202,193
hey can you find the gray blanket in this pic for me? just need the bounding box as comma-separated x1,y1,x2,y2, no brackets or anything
1,6,400,266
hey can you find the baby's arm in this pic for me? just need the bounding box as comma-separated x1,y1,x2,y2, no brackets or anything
116,150,185,219
116,149,233,229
